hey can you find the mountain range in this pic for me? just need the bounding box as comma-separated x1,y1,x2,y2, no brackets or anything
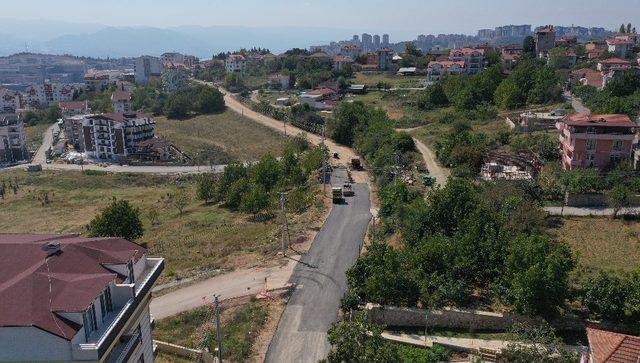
0,19,356,58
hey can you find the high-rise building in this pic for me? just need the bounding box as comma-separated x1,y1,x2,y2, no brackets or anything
361,33,373,51
373,34,381,49
382,34,390,46
352,35,360,43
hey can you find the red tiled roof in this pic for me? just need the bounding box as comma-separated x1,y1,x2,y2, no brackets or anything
607,38,634,46
58,101,88,111
307,88,337,96
599,58,632,65
428,60,466,68
111,91,131,102
333,55,354,62
451,48,485,56
0,234,145,340
587,327,640,363
561,114,636,128
309,51,330,58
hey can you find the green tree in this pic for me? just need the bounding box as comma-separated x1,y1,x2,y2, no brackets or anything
608,184,632,219
500,236,574,317
501,322,580,363
548,47,569,69
620,24,626,33
165,187,191,215
164,93,191,119
397,345,451,363
327,312,399,363
253,154,281,191
86,199,144,241
523,36,536,56
581,272,630,321
194,86,225,114
196,174,217,204
239,183,270,214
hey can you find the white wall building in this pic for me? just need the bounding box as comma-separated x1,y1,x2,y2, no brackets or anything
0,88,22,112
111,92,132,113
72,112,155,162
24,83,75,109
0,233,164,362
225,54,247,73
0,113,28,163
134,56,163,84
449,48,485,74
426,61,466,82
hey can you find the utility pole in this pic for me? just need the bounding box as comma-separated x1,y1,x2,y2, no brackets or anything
322,123,327,195
214,295,223,363
280,193,289,256
284,122,287,137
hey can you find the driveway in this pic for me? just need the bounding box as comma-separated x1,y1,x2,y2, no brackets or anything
265,168,372,363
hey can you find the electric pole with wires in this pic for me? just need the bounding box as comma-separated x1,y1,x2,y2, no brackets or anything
214,295,223,363
322,123,328,195
279,192,290,256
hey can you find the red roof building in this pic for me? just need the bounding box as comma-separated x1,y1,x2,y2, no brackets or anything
0,233,164,362
587,327,640,363
557,114,637,170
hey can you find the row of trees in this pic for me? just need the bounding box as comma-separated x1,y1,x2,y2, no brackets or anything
23,105,62,126
196,137,324,215
132,82,225,119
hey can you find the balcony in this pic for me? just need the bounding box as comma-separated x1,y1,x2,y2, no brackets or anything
105,330,141,363
72,258,164,361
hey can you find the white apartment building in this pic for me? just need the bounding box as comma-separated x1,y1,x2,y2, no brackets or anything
66,112,155,161
24,83,75,109
134,56,163,84
111,91,132,113
225,54,247,73
84,72,112,91
0,113,28,163
0,88,22,112
0,233,164,362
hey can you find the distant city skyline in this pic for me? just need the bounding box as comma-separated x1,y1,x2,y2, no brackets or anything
4,0,640,38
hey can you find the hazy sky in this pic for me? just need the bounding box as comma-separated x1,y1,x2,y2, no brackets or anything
7,0,640,36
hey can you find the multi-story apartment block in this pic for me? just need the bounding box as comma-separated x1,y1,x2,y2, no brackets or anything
69,112,155,161
341,45,363,58
535,26,556,57
111,92,132,113
0,233,164,362
225,54,247,73
84,72,112,92
607,37,634,58
376,48,395,72
426,61,466,82
134,56,163,84
382,34,390,47
24,83,75,109
597,58,633,72
0,113,28,163
449,48,485,74
59,101,90,116
161,52,199,68
556,114,637,170
0,88,22,112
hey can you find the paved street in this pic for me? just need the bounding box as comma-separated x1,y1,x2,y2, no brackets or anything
564,91,591,114
265,169,372,363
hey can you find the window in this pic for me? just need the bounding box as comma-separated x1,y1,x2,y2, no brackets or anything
586,139,597,151
587,127,597,134
613,140,623,152
105,286,113,312
83,303,98,341
99,294,106,321
127,260,135,283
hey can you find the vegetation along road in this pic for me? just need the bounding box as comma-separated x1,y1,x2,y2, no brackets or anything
266,168,372,363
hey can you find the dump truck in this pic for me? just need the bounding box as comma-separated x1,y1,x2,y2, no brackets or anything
332,186,344,203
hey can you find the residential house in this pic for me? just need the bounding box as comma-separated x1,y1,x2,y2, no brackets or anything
134,56,162,84
59,101,90,116
84,72,111,92
588,49,607,60
449,48,485,74
0,113,28,163
333,55,354,71
75,112,155,162
0,233,164,362
268,74,291,90
607,38,634,58
501,44,523,68
585,40,608,52
225,54,247,73
572,68,606,89
584,327,640,363
597,58,633,72
426,61,466,82
115,81,135,93
397,67,417,76
0,88,22,112
535,26,556,58
556,114,637,170
24,83,75,109
111,92,132,113
309,51,331,63
299,88,338,110
376,48,395,71
341,44,363,58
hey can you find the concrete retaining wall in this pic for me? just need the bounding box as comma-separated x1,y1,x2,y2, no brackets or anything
154,340,214,362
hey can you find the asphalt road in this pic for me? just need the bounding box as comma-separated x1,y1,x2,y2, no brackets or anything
265,169,372,363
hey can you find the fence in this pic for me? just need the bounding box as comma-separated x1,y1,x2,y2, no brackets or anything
154,340,214,362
